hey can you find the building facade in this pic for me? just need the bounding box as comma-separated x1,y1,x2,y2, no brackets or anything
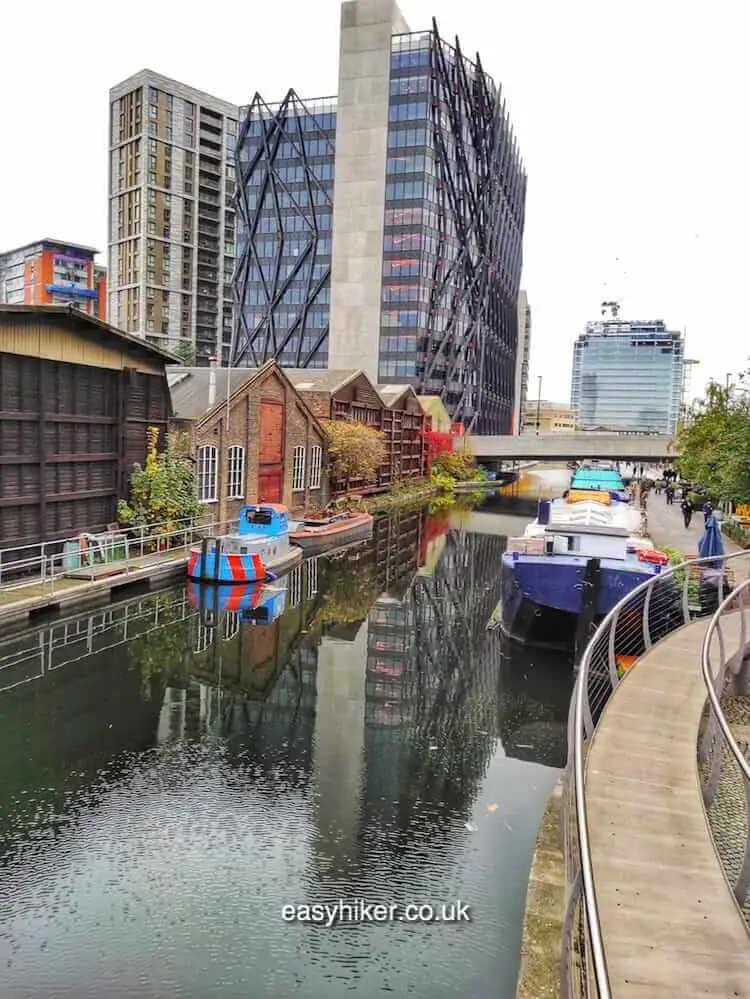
0,305,173,554
570,318,685,433
513,290,531,434
0,239,107,320
168,360,328,520
283,368,428,495
234,0,526,434
522,400,575,433
108,70,238,363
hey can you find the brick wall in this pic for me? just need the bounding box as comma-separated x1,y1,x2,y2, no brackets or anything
187,367,328,523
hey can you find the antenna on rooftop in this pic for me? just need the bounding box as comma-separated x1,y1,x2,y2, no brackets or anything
600,300,621,319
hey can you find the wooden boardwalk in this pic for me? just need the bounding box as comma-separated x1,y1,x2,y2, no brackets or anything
586,615,750,998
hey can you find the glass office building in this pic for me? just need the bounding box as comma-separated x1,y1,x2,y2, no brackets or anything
233,0,526,433
234,91,335,368
570,319,685,434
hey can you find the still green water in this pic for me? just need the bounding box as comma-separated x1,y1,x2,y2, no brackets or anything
0,503,572,999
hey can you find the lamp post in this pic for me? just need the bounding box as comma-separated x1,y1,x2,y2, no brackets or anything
535,375,542,434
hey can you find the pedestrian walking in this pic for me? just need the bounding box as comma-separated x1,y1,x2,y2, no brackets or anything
665,484,674,505
681,497,693,528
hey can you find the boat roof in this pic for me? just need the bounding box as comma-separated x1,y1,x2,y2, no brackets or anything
545,523,630,537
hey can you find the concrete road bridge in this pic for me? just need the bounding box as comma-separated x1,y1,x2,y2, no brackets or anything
462,431,677,462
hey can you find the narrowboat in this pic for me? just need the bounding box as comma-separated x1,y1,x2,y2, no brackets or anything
288,510,374,552
569,464,630,503
498,492,672,649
187,578,287,624
187,504,302,584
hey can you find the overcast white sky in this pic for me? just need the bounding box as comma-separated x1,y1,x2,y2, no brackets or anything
1,0,747,403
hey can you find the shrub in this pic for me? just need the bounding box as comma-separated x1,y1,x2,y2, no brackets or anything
432,451,477,482
117,427,200,537
322,419,386,485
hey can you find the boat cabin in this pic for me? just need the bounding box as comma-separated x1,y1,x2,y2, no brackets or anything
238,504,289,538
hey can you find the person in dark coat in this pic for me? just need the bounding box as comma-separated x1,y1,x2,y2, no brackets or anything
681,496,693,528
665,484,674,505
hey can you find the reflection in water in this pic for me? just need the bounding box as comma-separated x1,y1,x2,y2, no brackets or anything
0,505,572,999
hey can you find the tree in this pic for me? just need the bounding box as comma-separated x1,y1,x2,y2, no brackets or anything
117,426,201,535
678,381,750,503
174,340,196,365
322,419,386,484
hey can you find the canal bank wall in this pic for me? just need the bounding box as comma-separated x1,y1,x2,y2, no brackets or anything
515,780,564,999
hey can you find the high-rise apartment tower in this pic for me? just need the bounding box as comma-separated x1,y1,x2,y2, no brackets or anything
108,70,238,362
235,0,526,433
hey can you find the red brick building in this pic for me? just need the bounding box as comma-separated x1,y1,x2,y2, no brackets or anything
169,360,328,522
283,369,428,496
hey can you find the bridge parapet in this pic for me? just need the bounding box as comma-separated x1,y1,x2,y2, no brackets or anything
563,548,750,998
463,432,677,461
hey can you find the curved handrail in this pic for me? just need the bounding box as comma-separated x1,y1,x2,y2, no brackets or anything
565,546,750,999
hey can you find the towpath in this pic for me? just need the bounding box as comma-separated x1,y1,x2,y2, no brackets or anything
646,490,742,556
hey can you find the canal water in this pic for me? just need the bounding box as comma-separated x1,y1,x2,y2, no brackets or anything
0,470,573,999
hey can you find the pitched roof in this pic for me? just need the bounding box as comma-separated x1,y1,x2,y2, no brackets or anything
0,304,178,364
168,360,327,438
282,368,362,394
168,365,262,420
377,383,421,408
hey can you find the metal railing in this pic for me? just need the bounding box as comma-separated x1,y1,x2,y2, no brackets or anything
562,547,750,999
0,518,239,599
0,514,200,586
699,580,750,923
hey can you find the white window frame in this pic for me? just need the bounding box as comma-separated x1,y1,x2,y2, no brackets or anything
309,445,322,489
227,444,245,499
197,444,218,503
292,445,306,491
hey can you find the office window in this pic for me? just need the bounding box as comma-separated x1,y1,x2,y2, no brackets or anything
292,446,306,491
309,445,322,489
227,445,245,499
197,445,218,502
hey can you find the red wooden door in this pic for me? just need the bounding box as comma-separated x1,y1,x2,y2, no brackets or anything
258,398,284,503
258,469,283,503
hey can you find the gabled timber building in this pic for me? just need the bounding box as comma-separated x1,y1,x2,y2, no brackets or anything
235,0,526,434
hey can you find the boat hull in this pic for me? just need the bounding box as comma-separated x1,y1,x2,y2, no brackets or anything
289,514,374,552
499,553,678,650
187,544,301,584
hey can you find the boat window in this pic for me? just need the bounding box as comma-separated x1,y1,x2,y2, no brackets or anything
567,536,579,552
246,509,273,526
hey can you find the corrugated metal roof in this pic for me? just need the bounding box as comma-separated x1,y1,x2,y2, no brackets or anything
282,368,361,394
168,366,259,420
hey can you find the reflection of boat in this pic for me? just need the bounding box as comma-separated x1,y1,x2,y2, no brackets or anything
289,511,374,552
500,493,671,649
187,504,302,584
187,579,287,624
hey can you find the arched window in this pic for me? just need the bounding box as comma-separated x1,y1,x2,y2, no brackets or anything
309,445,322,489
227,445,245,499
197,445,218,502
292,445,306,491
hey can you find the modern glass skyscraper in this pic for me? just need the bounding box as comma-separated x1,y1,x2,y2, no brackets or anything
234,0,526,434
570,318,685,434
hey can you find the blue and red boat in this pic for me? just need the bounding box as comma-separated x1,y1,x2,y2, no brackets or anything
187,578,287,623
187,504,302,584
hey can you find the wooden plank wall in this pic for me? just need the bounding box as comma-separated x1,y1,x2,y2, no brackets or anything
0,351,170,556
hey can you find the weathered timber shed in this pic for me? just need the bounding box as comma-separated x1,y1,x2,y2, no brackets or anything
0,304,175,554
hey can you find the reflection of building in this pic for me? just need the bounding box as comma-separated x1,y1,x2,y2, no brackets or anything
108,70,237,361
234,0,526,434
570,317,684,433
522,400,575,432
0,305,173,555
0,238,107,319
168,359,328,516
513,290,531,434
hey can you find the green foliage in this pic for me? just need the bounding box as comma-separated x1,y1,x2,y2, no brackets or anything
432,451,477,481
722,518,750,548
658,545,700,604
678,381,750,503
117,426,201,536
322,419,386,484
430,468,457,493
174,340,196,365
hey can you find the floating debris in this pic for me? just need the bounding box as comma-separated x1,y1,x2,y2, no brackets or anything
485,803,499,813
464,821,478,832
